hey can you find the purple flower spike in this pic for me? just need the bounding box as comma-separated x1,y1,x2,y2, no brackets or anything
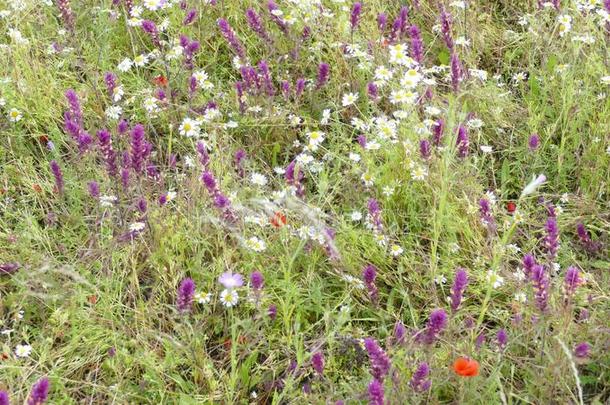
217,18,246,59
409,25,424,64
456,125,469,158
97,129,118,177
368,379,385,405
141,20,161,47
367,198,383,233
316,63,330,88
258,60,275,96
0,391,8,405
250,271,264,290
104,72,117,98
377,12,387,32
87,181,100,199
450,268,468,312
367,82,379,101
522,253,537,278
544,217,560,262
246,8,272,44
56,0,74,30
183,8,197,25
267,1,288,33
528,134,540,151
50,160,64,195
530,264,549,312
363,264,379,304
432,119,445,146
576,223,601,253
419,139,431,160
311,351,324,375
0,262,21,275
177,278,195,313
268,304,277,320
350,2,362,31
418,308,447,344
364,338,391,380
394,321,407,345
409,362,431,393
129,124,148,175
496,329,508,349
450,52,462,92
564,266,582,299
574,342,590,359
440,6,454,50
28,377,50,405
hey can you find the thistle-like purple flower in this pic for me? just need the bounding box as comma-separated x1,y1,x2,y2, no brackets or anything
364,338,391,380
311,351,324,375
418,309,447,344
368,379,384,405
217,18,246,59
246,8,272,44
50,160,64,195
177,278,195,313
316,63,330,89
574,342,590,359
544,217,560,262
456,125,469,158
530,264,549,312
409,362,431,393
432,119,444,146
27,377,50,405
141,20,161,47
350,2,362,31
450,268,468,312
564,266,582,299
363,264,379,304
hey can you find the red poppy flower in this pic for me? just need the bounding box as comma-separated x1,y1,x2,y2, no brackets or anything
270,211,287,228
452,357,479,377
506,201,516,214
153,75,168,87
39,135,49,144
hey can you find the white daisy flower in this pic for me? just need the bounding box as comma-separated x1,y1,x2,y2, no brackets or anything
179,118,200,137
250,173,268,186
486,270,505,288
220,289,239,307
342,92,359,107
129,222,146,232
245,237,266,252
194,292,212,304
350,211,363,221
99,195,118,207
8,108,22,122
390,244,403,256
14,344,32,358
117,58,133,72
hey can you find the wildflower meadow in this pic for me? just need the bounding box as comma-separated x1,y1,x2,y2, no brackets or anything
1,0,610,403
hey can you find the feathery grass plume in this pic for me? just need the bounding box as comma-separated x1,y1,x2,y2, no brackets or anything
129,124,148,175
50,160,64,195
450,268,468,312
217,18,246,58
530,264,550,312
350,2,362,32
528,134,540,151
409,25,424,64
177,278,195,313
183,8,197,25
456,125,469,158
141,20,161,48
311,351,324,375
450,52,462,92
432,118,444,146
368,379,384,405
439,6,454,50
27,377,50,405
563,266,582,300
267,1,288,33
97,129,118,177
316,63,330,88
246,8,272,44
0,391,8,405
409,362,431,392
362,264,379,304
496,329,508,349
56,0,75,31
417,309,448,344
364,338,391,380
544,217,560,262
87,181,99,199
